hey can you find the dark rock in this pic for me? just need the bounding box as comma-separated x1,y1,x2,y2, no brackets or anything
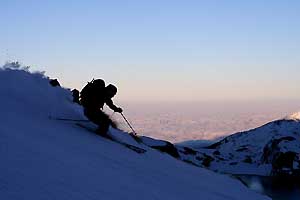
261,136,296,164
182,147,198,155
202,155,214,167
243,156,252,164
196,156,203,161
152,143,179,158
236,147,248,152
217,157,226,161
141,136,180,158
272,151,297,175
207,138,230,149
49,79,60,87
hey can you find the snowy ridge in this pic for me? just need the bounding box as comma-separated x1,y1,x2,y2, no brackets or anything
0,66,269,200
180,117,300,176
285,112,300,121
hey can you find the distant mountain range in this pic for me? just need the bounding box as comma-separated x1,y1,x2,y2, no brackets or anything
176,113,300,176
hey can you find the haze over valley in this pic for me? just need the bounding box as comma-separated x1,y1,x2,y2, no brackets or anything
111,100,300,142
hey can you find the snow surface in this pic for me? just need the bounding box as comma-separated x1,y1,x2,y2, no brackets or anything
0,66,269,200
140,136,169,147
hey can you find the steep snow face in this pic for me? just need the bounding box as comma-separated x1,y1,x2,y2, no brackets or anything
0,67,269,200
0,67,84,121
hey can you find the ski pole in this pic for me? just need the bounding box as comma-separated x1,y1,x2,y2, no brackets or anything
120,113,137,135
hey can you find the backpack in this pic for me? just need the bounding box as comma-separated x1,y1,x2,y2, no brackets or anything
80,79,105,107
72,89,80,104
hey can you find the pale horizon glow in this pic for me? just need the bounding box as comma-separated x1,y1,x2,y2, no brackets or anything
111,99,300,142
1,1,300,102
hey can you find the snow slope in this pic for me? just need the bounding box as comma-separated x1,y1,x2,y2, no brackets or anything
0,66,269,200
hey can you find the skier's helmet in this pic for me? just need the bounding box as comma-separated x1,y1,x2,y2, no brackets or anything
106,84,118,97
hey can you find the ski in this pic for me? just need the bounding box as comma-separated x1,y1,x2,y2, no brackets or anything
76,123,146,154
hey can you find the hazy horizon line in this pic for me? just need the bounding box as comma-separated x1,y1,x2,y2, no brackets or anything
117,98,300,104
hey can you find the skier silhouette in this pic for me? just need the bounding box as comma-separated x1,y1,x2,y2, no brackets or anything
80,79,122,135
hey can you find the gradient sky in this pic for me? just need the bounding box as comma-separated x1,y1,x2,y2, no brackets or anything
1,0,300,102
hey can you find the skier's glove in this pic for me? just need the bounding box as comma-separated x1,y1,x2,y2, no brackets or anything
115,107,123,113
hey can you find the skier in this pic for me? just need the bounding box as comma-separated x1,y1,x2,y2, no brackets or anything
72,89,80,104
80,79,123,135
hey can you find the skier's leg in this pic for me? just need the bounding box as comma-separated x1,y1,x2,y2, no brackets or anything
84,108,116,135
95,111,111,135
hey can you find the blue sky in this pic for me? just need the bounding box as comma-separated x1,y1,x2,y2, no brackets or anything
1,0,300,102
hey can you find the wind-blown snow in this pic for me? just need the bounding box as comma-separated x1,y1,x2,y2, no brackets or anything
0,66,269,200
285,112,300,121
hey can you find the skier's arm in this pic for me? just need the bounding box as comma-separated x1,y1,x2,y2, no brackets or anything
106,99,122,113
